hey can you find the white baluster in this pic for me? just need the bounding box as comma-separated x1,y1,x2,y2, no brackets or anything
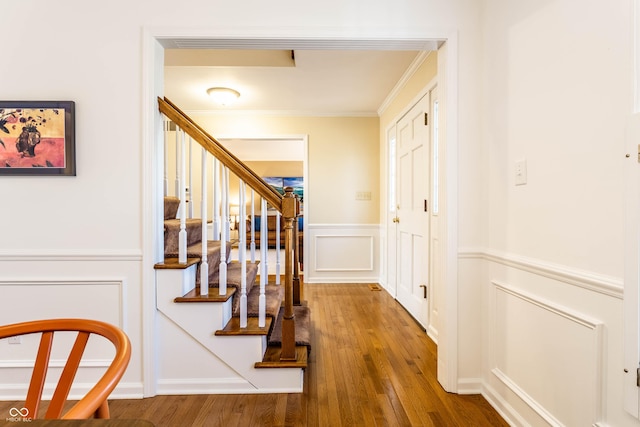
187,137,193,219
239,180,248,328
178,129,187,264
199,146,209,296
261,201,268,283
259,199,267,327
275,212,281,285
174,127,180,198
163,119,169,196
212,159,220,241
250,190,256,263
218,165,227,295
224,168,231,242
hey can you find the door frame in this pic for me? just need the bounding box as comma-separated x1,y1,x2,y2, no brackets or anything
216,134,309,276
143,29,459,395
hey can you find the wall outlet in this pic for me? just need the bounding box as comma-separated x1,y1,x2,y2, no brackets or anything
8,336,21,344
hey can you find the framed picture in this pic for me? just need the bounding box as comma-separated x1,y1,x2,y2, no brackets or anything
0,101,75,176
264,176,304,203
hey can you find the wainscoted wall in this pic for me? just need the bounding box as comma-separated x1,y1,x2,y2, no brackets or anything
304,224,380,284
459,249,624,427
0,254,144,399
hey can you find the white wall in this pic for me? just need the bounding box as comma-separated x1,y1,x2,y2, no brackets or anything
478,0,637,425
0,0,481,401
4,0,632,425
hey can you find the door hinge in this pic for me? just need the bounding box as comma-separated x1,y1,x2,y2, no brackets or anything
424,113,428,126
637,367,640,387
424,199,428,212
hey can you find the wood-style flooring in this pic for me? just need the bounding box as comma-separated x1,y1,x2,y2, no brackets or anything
0,283,507,427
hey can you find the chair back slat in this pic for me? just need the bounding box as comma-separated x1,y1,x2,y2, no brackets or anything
25,331,54,418
0,319,130,420
45,331,90,418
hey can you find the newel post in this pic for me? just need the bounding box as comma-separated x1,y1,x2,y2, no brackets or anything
281,187,299,361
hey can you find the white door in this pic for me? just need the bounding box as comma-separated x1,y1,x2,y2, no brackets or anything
428,89,440,340
395,93,431,328
623,112,640,417
386,126,398,296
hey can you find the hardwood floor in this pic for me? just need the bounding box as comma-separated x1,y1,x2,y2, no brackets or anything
0,283,507,427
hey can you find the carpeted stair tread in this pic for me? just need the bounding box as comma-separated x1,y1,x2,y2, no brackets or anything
164,196,180,220
233,284,284,320
164,218,202,254
209,261,259,291
179,241,231,286
268,305,311,350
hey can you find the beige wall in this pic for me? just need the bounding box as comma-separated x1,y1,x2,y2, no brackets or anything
380,52,438,127
244,160,302,177
228,161,303,216
190,114,380,224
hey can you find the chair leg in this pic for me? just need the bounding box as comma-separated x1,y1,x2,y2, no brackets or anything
94,400,110,419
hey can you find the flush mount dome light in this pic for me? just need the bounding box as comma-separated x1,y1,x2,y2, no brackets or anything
207,87,240,106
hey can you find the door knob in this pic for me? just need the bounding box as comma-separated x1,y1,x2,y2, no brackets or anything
393,217,399,223
419,284,427,299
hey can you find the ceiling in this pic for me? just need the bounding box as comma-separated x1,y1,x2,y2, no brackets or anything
163,49,425,116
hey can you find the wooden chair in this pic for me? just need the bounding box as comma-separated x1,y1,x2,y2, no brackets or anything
0,318,131,419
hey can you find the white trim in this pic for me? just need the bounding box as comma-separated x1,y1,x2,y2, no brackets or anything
156,378,303,395
459,248,624,299
0,251,142,262
144,27,459,396
0,382,144,401
623,112,640,416
457,377,483,395
0,359,113,369
482,381,529,427
492,368,565,427
158,36,441,51
310,223,380,230
438,37,459,393
314,235,374,272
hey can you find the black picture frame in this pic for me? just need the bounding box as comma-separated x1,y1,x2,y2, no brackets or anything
0,101,75,176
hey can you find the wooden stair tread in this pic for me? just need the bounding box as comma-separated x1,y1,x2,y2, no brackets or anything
215,316,273,336
174,287,236,303
155,257,200,269
255,346,308,369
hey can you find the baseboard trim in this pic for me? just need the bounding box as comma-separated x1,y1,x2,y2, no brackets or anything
156,378,303,395
457,377,482,394
459,248,623,299
481,381,528,427
0,382,143,401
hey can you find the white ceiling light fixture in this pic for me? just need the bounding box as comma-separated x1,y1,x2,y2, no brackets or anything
207,87,240,106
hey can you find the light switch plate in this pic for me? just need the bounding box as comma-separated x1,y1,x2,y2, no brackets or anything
515,159,527,185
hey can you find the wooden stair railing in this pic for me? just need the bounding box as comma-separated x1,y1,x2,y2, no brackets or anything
158,96,300,363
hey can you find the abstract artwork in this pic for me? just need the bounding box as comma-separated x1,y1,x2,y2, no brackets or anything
0,101,75,175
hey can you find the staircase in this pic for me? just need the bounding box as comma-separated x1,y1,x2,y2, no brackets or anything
154,97,309,394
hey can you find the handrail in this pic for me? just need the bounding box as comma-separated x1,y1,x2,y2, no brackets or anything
158,97,284,210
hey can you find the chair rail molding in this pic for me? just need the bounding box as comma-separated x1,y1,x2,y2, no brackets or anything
458,247,623,299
